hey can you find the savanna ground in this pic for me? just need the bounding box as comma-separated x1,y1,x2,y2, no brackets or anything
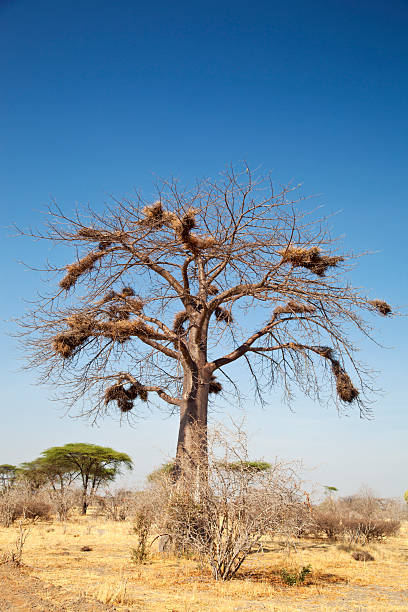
1,514,408,611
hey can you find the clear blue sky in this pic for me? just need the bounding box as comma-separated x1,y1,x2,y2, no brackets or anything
1,0,407,497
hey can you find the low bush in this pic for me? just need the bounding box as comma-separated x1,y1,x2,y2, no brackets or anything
98,489,135,521
0,483,52,526
151,423,311,580
12,499,52,522
281,565,312,586
311,491,401,544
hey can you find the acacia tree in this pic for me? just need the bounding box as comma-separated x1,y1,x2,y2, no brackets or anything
19,165,391,482
40,443,133,513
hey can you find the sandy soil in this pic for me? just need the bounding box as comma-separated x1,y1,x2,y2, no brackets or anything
1,517,408,611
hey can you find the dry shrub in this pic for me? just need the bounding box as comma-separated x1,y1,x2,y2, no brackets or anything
152,423,310,580
311,489,401,544
98,489,135,521
342,517,400,544
0,487,17,527
352,550,374,561
0,483,51,526
46,486,78,521
13,499,52,522
0,521,31,567
280,246,344,276
130,492,157,563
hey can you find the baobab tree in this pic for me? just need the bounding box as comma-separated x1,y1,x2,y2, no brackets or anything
19,165,391,481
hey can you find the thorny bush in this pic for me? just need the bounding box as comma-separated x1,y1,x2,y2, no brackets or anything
151,422,311,580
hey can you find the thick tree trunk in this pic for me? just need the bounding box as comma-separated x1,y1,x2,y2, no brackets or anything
175,366,211,491
174,301,211,491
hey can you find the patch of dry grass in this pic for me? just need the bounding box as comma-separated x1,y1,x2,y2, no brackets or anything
0,514,407,611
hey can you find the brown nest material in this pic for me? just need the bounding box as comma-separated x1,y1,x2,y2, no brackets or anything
76,228,105,241
312,346,335,360
53,314,95,358
52,330,89,359
274,300,316,316
173,311,189,334
98,319,163,342
126,297,144,313
98,241,112,250
280,246,344,277
209,375,222,394
100,289,143,314
121,286,135,297
139,201,174,229
214,306,233,324
187,234,215,253
313,346,359,403
368,299,391,316
100,290,117,304
59,249,106,290
207,284,219,295
65,313,94,331
330,358,359,403
104,380,149,412
106,304,131,321
170,209,215,254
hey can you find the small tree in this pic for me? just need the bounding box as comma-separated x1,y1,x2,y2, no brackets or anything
40,443,132,514
17,460,49,491
147,460,177,483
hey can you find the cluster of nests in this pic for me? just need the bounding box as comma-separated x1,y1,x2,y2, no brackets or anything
99,286,144,321
52,314,95,359
140,201,215,255
104,380,148,412
59,227,121,291
280,246,344,277
52,286,153,359
58,203,216,292
104,374,222,414
274,300,316,316
312,346,359,404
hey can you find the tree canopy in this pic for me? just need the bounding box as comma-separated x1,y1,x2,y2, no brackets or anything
19,164,392,480
39,443,132,513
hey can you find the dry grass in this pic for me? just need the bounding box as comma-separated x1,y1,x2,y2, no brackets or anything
0,514,407,610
